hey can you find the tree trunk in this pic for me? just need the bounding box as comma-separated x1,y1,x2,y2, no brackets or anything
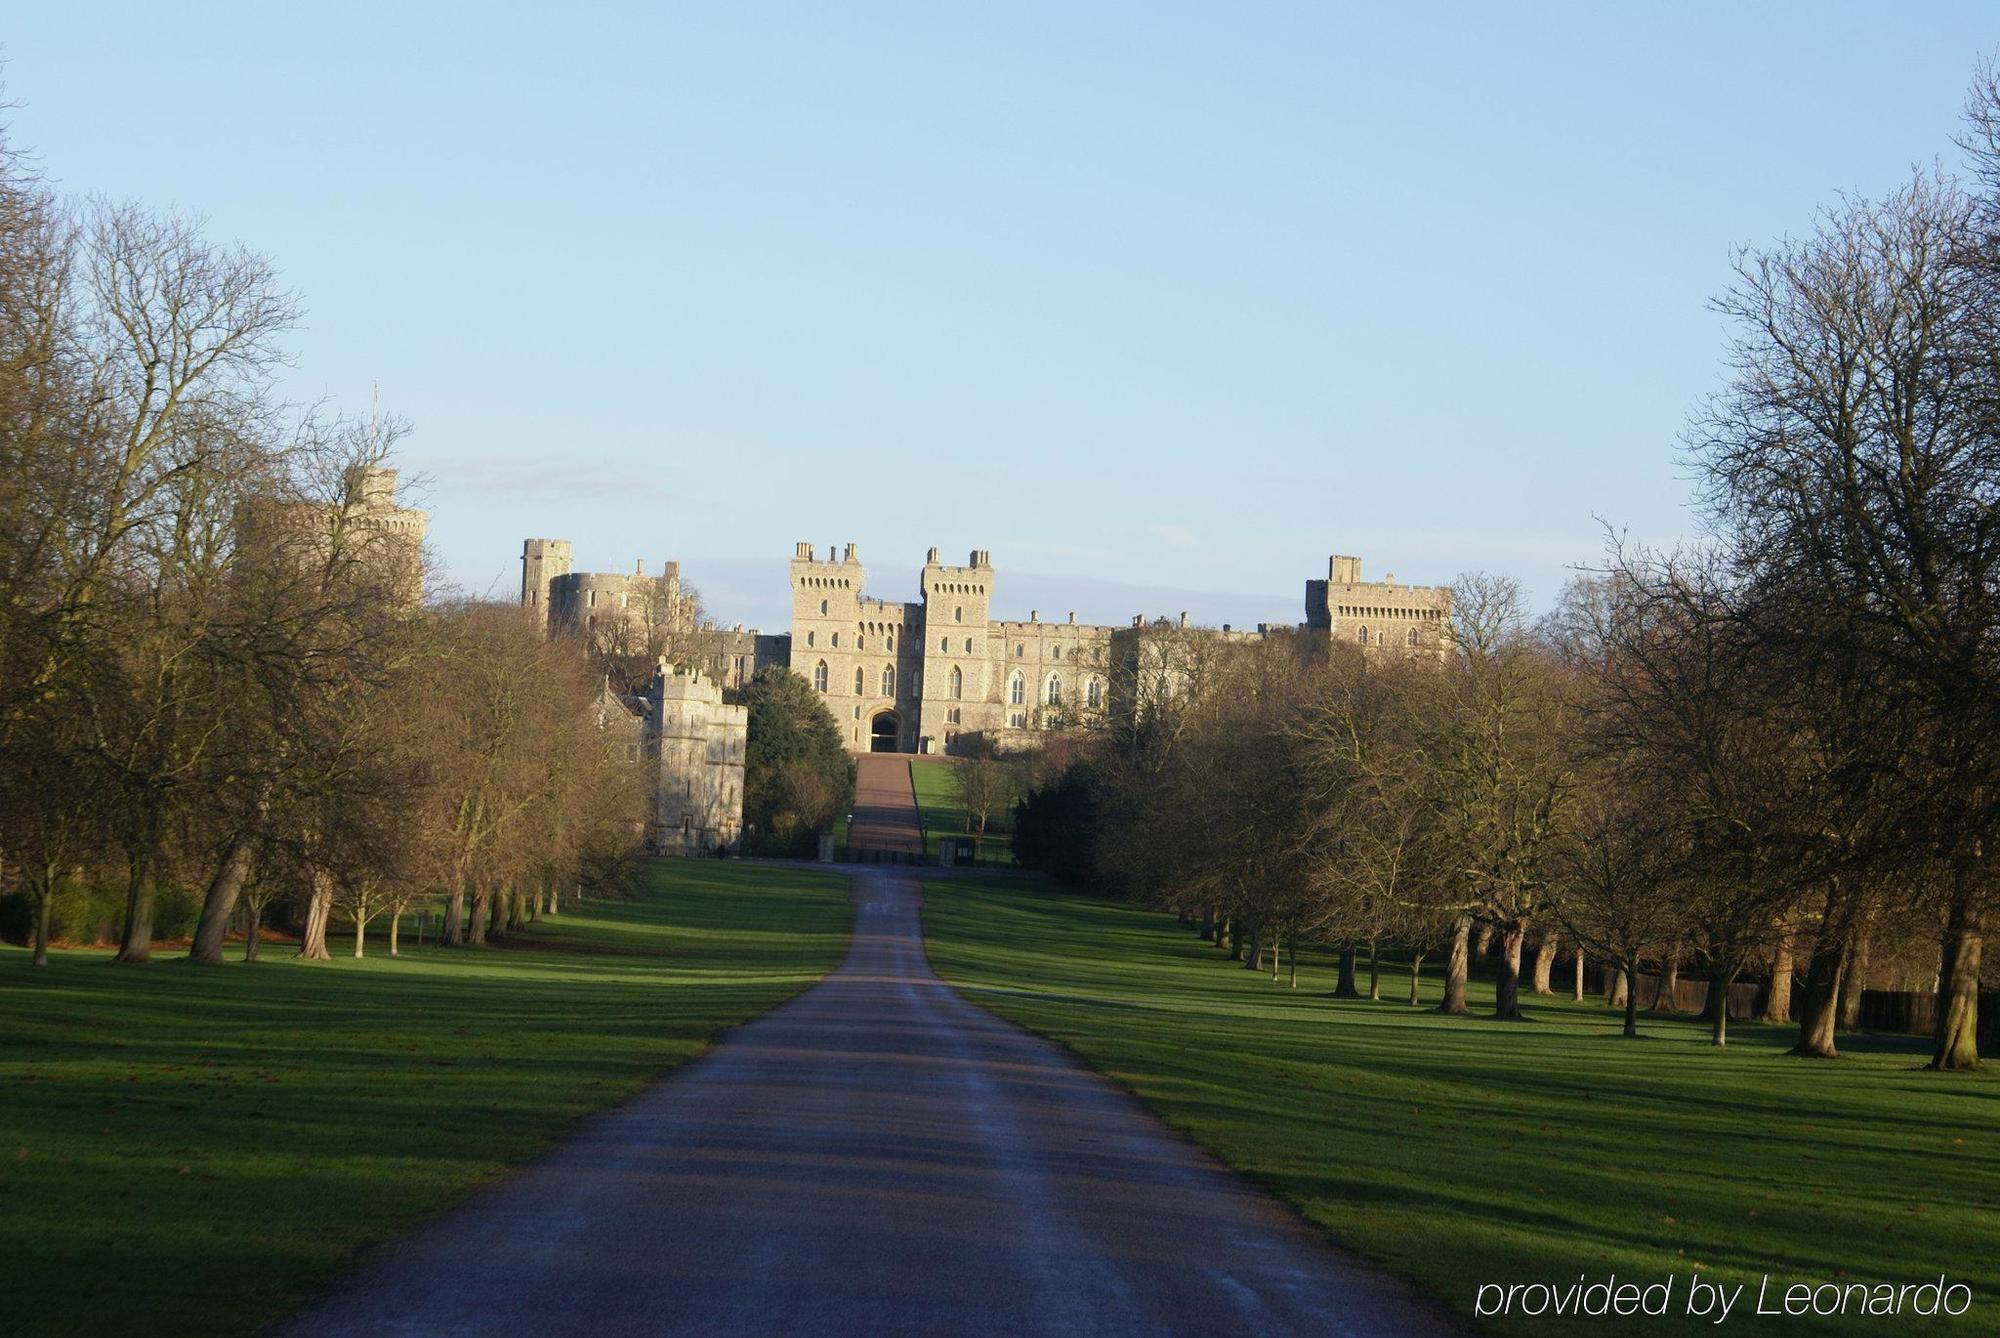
388,907,402,957
1288,935,1298,988
32,884,53,967
353,912,368,959
1792,889,1851,1059
1493,921,1526,1020
1333,939,1360,997
1366,938,1381,1000
1572,946,1585,1002
468,884,491,947
1473,921,1495,958
1837,927,1871,1032
1621,963,1638,1038
191,828,259,965
1709,964,1735,1047
1607,968,1628,1008
1245,922,1265,972
443,883,467,947
1408,951,1425,1006
243,900,262,962
1931,889,1984,1072
113,852,158,965
1652,949,1681,1013
297,868,333,961
1200,906,1216,942
1439,916,1469,1015
1760,934,1793,1024
1530,929,1557,995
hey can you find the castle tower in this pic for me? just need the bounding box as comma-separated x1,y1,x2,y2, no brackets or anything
787,542,871,742
1306,551,1448,657
917,547,994,754
522,539,573,622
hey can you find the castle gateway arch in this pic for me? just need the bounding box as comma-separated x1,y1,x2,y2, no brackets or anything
869,710,899,753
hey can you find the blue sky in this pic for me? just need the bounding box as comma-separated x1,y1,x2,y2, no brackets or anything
7,4,1995,630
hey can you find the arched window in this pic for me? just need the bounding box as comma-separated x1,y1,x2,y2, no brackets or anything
954,606,963,623
882,664,894,696
949,666,962,699
1009,673,1025,705
1046,674,1063,706
807,631,815,647
964,638,973,653
1053,646,1062,661
831,632,840,648
1087,678,1101,708
1356,625,1369,645
940,637,949,652
1015,644,1024,657
886,631,895,652
820,599,828,615
857,635,865,650
814,661,829,693
1406,627,1420,647
854,666,865,694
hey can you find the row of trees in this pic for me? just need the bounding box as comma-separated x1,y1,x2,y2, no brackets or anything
1013,78,2000,1072
0,113,644,965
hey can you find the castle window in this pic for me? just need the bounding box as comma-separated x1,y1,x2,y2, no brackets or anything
854,667,865,694
954,606,963,623
1087,678,1101,708
941,637,949,652
820,599,828,615
1407,627,1420,647
1015,644,1024,657
814,661,829,693
1009,673,1025,705
947,707,961,724
807,631,815,647
886,631,894,651
1046,674,1062,706
831,632,839,647
949,666,962,699
1009,712,1026,729
882,664,894,696
964,638,973,653
1053,646,1062,661
1356,625,1368,645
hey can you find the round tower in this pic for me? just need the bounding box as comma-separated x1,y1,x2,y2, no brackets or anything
521,538,573,617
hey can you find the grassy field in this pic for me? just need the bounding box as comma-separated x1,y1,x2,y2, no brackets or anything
0,860,850,1338
920,874,1999,1335
908,757,1015,865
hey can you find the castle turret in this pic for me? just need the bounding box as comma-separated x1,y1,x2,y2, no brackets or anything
522,538,572,620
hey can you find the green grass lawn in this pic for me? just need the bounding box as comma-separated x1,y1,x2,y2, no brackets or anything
921,874,2000,1336
0,860,850,1338
908,757,1014,865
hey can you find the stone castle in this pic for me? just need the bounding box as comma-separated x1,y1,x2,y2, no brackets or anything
523,539,1448,761
591,659,748,855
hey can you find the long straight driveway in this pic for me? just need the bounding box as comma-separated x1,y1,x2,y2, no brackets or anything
847,753,923,858
287,870,1462,1337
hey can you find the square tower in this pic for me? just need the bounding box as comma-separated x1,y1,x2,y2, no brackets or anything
788,541,867,730
917,547,995,753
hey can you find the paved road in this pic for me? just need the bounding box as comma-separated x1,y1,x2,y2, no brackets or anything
285,870,1463,1337
847,753,923,858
